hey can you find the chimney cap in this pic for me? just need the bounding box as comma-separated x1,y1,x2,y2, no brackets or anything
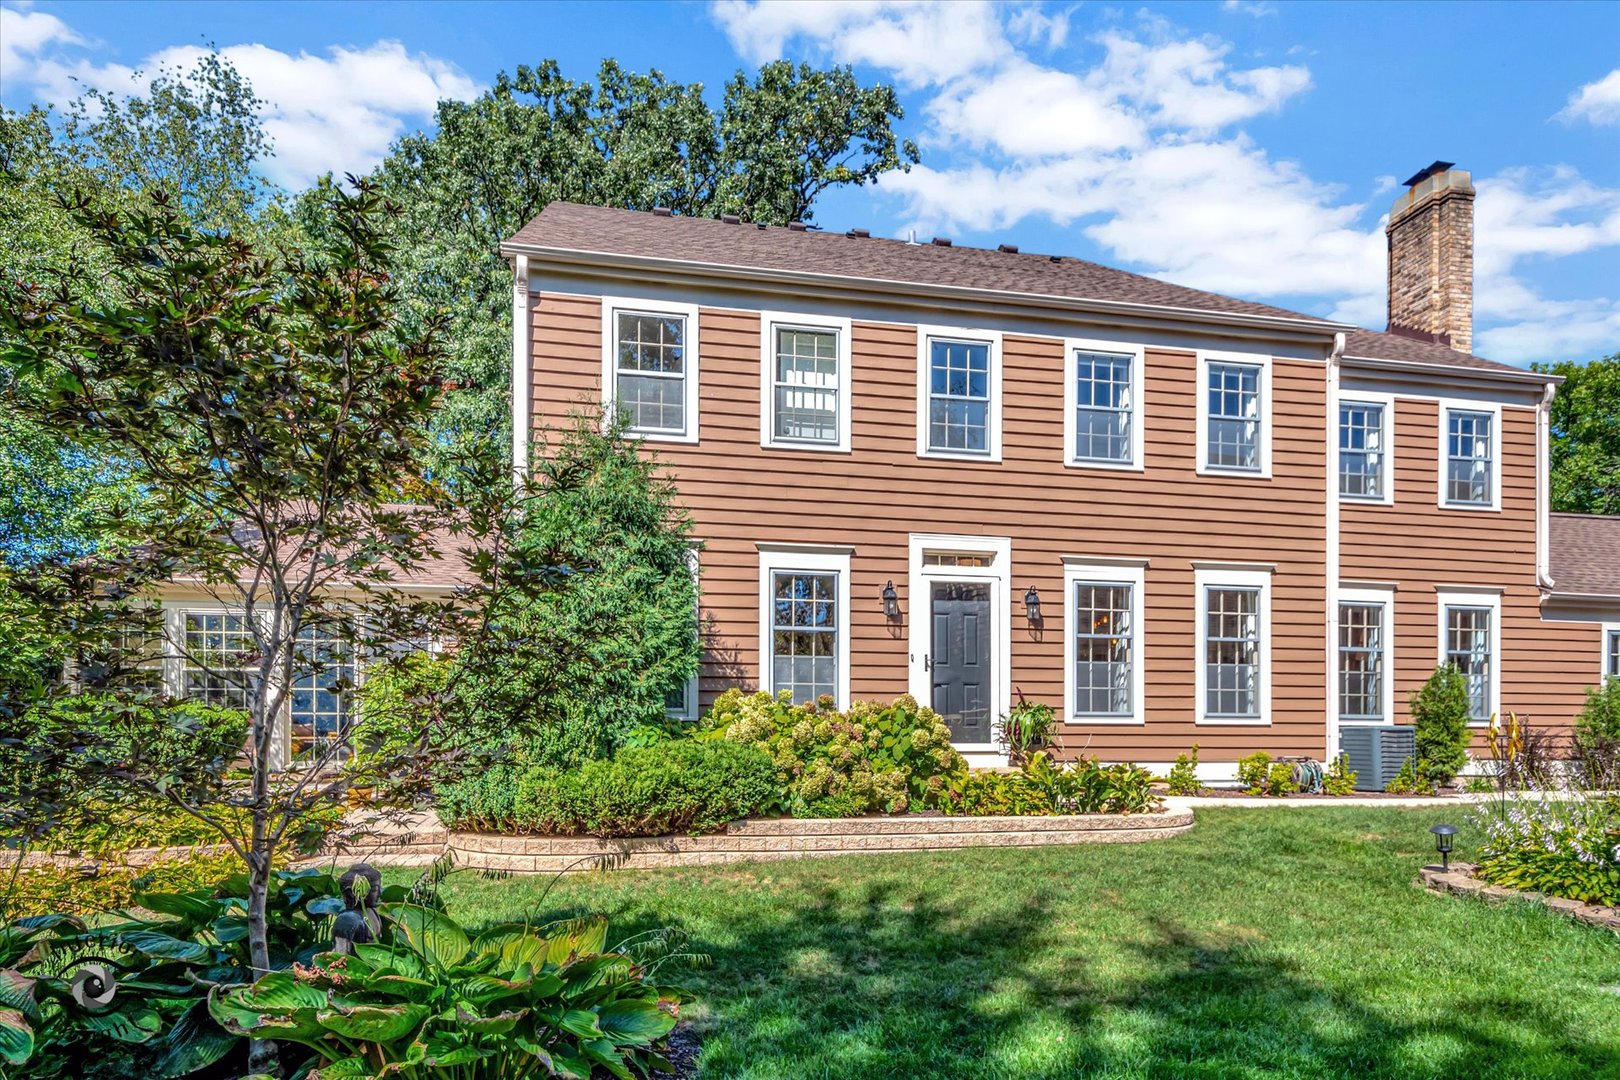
1402,161,1456,188
931,237,952,247
997,243,1019,254
846,228,870,239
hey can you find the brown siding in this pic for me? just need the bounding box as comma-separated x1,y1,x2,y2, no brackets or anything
1340,397,1601,740
534,292,1329,763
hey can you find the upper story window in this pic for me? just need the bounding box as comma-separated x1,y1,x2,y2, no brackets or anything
1443,406,1496,509
1197,353,1271,478
759,313,851,453
916,327,1002,461
601,298,699,442
1340,400,1391,502
1065,340,1143,470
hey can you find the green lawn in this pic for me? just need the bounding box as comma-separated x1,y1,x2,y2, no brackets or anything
401,808,1620,1079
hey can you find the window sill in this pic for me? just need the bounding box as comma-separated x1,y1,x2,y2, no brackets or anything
1437,501,1500,513
1340,493,1394,506
760,440,852,454
1195,716,1271,726
1065,716,1145,726
918,449,1002,464
1195,465,1271,480
1064,458,1144,473
632,430,700,445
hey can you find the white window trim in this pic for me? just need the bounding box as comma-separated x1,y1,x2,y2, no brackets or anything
1435,588,1502,727
906,533,1013,756
1436,399,1502,512
1338,391,1396,506
600,296,701,444
1063,337,1145,472
758,311,852,454
915,325,1003,463
1194,565,1273,726
1602,622,1620,681
1195,350,1273,479
1063,560,1146,725
1338,584,1396,725
757,546,852,710
666,547,701,722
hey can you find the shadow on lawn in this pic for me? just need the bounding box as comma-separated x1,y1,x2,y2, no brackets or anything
575,872,1616,1080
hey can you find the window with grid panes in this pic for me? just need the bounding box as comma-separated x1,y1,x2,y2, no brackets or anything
1072,582,1133,715
1607,630,1619,680
926,338,990,454
289,623,355,762
772,326,839,444
1074,351,1133,463
182,612,254,709
1444,605,1493,720
1206,362,1262,470
1445,410,1493,506
1340,402,1387,498
613,311,688,434
770,572,839,704
1338,603,1385,720
1205,587,1261,716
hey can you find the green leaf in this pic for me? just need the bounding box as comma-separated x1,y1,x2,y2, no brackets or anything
151,999,238,1080
118,930,219,965
0,1008,34,1065
309,1056,370,1078
379,904,471,968
316,1002,429,1043
81,1006,163,1043
306,896,346,917
135,891,222,922
0,971,39,1023
596,999,675,1046
541,915,608,965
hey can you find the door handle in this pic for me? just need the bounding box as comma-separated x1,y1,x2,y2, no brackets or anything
924,654,933,672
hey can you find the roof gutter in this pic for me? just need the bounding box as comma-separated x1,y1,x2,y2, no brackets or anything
502,242,1355,341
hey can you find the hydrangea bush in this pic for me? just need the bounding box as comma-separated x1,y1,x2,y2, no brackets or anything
700,690,960,817
1472,795,1620,906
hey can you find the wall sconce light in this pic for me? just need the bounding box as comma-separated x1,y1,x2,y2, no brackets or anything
1429,823,1457,871
881,580,899,619
1024,586,1042,624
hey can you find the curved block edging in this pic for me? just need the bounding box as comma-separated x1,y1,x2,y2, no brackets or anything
1419,862,1620,934
446,810,1194,874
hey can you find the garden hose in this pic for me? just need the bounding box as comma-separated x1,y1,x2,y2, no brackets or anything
1291,759,1324,795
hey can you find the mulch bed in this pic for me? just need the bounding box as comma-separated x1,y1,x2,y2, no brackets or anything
660,1024,702,1078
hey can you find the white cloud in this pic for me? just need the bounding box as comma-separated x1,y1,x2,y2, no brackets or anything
2,6,479,188
1557,68,1620,126
713,1,1619,365
0,5,83,82
1221,1,1278,16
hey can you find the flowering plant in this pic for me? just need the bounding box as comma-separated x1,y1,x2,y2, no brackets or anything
1472,794,1620,906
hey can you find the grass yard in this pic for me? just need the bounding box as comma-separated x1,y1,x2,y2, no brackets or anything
398,808,1620,1079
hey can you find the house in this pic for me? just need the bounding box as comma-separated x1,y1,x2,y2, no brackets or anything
490,161,1620,781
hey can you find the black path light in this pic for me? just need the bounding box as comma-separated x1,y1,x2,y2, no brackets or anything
882,580,900,620
1024,585,1042,624
1430,823,1458,871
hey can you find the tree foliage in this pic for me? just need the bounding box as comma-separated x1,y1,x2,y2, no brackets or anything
1410,664,1473,790
360,58,918,467
1534,353,1620,516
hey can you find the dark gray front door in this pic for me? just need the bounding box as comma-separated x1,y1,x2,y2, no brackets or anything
931,581,992,743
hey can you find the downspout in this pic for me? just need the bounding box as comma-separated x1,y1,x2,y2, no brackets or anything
1325,332,1346,765
1536,379,1555,591
511,254,533,482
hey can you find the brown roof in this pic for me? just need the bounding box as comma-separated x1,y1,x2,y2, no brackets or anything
507,202,1340,327
1550,513,1620,597
1342,328,1529,377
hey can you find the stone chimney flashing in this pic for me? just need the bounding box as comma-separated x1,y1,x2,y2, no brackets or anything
1388,168,1475,224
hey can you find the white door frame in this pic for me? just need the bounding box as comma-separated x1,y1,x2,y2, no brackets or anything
908,533,1012,760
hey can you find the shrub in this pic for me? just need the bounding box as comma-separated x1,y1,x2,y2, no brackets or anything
703,690,961,816
1266,762,1299,796
348,652,455,801
1474,795,1620,905
949,754,1160,817
1323,752,1358,796
1000,699,1056,764
1237,751,1271,794
438,740,776,838
1573,677,1620,789
1410,665,1472,789
1384,757,1424,795
1165,745,1201,796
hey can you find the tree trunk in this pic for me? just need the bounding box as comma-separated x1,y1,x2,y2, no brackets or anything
245,759,278,1076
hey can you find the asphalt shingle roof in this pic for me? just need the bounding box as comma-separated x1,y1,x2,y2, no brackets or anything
1550,513,1620,597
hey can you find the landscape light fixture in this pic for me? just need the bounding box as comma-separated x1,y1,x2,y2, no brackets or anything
1430,823,1458,871
881,581,899,619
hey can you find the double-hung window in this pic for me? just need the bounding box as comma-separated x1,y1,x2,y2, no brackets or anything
917,327,1001,460
602,299,699,441
1065,341,1143,468
1195,566,1272,724
1606,626,1620,681
1340,400,1391,501
757,546,851,709
1198,353,1270,476
1438,591,1501,724
1063,559,1146,723
1337,589,1393,723
1441,405,1497,509
182,611,255,710
760,314,850,452
289,622,355,762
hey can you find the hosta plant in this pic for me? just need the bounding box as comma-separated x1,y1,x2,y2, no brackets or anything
209,903,700,1079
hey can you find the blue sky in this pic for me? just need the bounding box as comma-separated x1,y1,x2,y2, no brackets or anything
3,0,1617,365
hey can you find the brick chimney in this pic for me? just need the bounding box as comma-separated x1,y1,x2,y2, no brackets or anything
1385,161,1475,353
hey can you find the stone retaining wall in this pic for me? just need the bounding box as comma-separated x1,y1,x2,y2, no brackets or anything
1418,862,1620,933
445,810,1194,874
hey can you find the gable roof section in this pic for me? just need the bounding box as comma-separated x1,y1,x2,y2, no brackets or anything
1342,328,1529,378
1550,513,1620,598
507,202,1340,329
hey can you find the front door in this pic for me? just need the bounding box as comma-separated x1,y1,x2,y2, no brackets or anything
931,581,992,743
